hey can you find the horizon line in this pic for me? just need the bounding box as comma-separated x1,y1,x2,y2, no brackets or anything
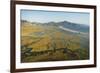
21,19,89,26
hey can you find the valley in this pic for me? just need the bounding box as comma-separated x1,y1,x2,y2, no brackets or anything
21,20,89,63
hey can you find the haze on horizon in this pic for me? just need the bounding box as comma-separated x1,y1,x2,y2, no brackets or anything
21,10,90,25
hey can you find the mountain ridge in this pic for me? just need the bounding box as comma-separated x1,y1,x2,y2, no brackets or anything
21,20,89,33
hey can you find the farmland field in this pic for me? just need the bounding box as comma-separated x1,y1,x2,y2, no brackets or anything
21,21,89,63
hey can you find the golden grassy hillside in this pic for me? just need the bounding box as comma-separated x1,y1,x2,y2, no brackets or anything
21,22,89,62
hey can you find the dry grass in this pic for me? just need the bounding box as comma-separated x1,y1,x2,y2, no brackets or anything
21,23,89,62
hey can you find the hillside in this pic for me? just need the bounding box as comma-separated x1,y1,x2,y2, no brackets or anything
21,20,89,62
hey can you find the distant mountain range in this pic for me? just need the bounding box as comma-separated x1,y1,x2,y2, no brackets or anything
21,20,89,33
43,21,89,33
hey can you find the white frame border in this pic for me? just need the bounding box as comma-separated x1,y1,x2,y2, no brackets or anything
15,4,94,69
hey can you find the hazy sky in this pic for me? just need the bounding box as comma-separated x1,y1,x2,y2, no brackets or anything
21,10,90,25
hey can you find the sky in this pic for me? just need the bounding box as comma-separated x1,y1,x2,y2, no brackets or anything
21,9,90,25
